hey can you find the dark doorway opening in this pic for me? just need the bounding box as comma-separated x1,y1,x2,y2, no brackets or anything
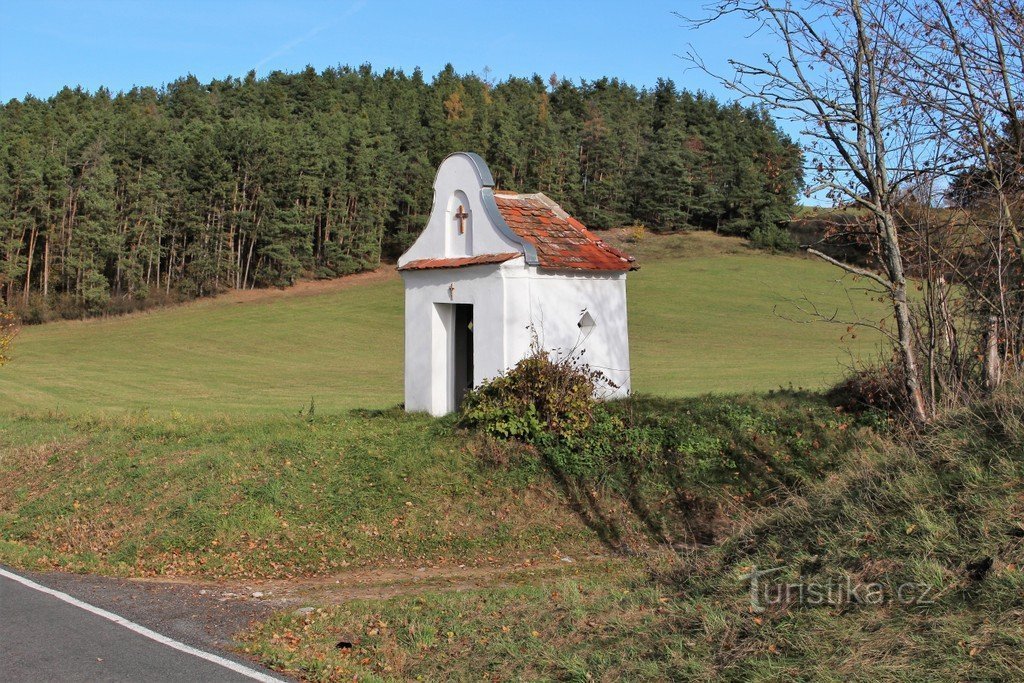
453,304,474,410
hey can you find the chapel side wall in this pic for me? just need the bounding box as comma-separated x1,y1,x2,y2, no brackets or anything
402,265,509,416
503,269,631,398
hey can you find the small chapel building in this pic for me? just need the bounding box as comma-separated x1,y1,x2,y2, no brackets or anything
398,152,637,416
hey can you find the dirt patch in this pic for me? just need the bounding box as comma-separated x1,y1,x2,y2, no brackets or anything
221,267,399,305
132,553,613,606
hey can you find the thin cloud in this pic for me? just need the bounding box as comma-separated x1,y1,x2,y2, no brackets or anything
252,0,366,71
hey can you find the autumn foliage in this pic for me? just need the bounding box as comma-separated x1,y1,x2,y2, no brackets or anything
0,309,17,366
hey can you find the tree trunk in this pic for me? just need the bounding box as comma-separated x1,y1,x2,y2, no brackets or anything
166,237,175,295
23,225,38,305
243,236,256,290
893,283,928,422
937,276,960,388
42,234,50,298
879,213,928,423
985,315,1003,393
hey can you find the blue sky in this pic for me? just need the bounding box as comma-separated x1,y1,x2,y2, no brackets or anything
0,0,774,104
2,0,824,201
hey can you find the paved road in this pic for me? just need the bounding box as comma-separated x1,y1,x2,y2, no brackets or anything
1,569,284,682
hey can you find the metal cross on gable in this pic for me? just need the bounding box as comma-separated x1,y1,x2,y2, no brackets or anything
454,205,469,234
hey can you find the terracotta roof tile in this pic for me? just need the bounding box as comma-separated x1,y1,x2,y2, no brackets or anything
398,252,521,271
493,192,637,272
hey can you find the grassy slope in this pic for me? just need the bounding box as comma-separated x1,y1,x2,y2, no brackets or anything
629,236,881,396
0,233,886,414
240,388,1024,682
0,232,883,579
0,409,588,576
0,276,406,415
0,390,862,578
11,233,980,680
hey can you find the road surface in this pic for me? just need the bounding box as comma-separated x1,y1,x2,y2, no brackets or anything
0,568,285,682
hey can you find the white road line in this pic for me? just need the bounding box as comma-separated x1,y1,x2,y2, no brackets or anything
0,567,284,683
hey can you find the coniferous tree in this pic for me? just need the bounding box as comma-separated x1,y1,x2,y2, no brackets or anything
0,65,802,320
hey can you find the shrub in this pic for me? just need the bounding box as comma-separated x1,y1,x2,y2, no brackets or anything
12,288,196,324
10,293,56,325
81,270,112,312
460,348,625,476
0,308,18,366
460,348,612,443
626,224,647,243
749,223,799,252
829,362,906,417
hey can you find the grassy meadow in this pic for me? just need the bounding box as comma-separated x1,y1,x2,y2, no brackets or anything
14,232,1017,682
0,233,887,415
7,230,890,579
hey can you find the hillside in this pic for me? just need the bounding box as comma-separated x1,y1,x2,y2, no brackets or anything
1,68,800,321
238,386,1024,681
0,233,886,414
2,233,1021,681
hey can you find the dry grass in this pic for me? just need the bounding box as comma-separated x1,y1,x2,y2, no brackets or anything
239,386,1024,681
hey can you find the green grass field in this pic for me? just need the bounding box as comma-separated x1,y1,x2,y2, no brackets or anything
3,233,1022,682
0,233,887,415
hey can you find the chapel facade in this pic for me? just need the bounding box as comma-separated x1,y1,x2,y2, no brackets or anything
398,152,636,416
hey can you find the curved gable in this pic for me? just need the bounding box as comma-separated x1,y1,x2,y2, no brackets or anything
398,152,535,268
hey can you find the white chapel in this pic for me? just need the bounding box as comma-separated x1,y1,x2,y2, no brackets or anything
398,152,637,416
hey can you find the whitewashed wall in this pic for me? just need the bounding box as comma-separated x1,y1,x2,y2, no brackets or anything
400,151,632,416
402,261,516,415
398,153,525,267
402,261,630,415
504,267,631,398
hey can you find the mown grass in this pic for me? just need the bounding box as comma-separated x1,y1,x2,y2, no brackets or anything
0,276,405,415
2,230,962,679
240,385,1024,682
628,236,887,397
0,232,887,414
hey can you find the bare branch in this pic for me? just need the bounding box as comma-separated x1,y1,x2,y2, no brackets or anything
805,248,893,291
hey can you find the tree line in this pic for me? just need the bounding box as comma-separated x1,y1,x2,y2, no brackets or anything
0,65,802,320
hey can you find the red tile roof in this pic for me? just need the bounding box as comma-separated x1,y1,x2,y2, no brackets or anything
493,192,636,272
398,252,521,271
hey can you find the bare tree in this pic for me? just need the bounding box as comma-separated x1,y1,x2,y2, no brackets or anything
683,0,931,421
897,0,1024,393
683,0,1023,421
